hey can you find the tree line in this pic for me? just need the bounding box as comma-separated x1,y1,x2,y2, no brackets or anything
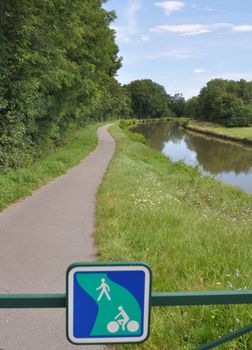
125,78,252,128
0,0,130,172
1,1,251,172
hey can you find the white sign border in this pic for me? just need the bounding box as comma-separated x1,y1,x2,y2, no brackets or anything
67,263,151,344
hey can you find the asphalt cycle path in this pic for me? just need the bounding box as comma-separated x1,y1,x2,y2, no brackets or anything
0,125,115,350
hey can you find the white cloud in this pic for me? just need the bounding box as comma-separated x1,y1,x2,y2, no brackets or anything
111,25,129,42
155,1,185,16
165,50,195,59
150,24,213,36
122,49,196,66
126,0,142,33
194,68,206,74
140,35,150,42
142,49,196,60
191,4,213,12
111,0,142,42
150,23,252,36
232,25,252,32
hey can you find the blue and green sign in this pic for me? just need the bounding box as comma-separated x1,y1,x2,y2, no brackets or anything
67,263,151,344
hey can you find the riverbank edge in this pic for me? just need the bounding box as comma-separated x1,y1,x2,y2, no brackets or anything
184,122,252,145
126,117,252,146
95,123,252,349
0,123,101,212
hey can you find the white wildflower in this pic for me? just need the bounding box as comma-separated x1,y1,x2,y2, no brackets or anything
235,269,240,277
227,281,233,288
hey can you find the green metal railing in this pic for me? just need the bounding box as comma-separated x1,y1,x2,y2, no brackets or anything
1,290,252,349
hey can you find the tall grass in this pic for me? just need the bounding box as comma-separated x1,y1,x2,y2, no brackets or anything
0,124,99,211
95,125,252,349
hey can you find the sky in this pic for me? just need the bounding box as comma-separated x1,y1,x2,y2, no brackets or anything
103,0,252,99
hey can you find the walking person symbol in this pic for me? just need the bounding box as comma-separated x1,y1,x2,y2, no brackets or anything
96,278,111,301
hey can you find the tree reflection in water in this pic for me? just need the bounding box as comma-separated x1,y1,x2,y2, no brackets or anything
134,121,252,193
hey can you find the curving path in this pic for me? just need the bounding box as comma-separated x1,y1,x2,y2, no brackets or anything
0,125,115,350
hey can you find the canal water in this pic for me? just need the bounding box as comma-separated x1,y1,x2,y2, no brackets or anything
134,121,252,194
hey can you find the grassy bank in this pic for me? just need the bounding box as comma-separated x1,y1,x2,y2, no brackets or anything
95,124,252,349
0,123,100,212
186,121,252,144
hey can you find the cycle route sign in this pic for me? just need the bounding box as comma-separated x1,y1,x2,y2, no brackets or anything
66,262,151,344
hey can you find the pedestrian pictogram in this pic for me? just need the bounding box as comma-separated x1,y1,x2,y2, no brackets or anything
96,278,111,301
66,262,151,344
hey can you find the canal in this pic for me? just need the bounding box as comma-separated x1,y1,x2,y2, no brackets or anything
134,121,252,194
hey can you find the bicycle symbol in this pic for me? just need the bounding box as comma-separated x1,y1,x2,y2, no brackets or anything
107,306,140,334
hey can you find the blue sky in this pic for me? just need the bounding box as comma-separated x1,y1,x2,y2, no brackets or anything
103,0,252,99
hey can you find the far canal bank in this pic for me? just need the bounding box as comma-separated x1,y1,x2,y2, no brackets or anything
185,120,252,145
133,120,252,194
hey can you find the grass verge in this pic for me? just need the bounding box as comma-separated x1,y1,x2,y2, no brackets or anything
187,121,252,144
95,124,252,349
0,123,100,212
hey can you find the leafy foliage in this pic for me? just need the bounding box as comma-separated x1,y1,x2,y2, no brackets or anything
125,79,172,119
196,79,252,127
185,96,199,119
168,93,186,117
0,0,129,172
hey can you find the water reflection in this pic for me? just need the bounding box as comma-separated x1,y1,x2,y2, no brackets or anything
185,134,252,175
134,121,252,194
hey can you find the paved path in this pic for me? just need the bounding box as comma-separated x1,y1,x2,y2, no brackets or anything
0,125,115,350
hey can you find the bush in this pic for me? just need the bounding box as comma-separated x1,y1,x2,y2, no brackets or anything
119,119,146,144
197,79,252,126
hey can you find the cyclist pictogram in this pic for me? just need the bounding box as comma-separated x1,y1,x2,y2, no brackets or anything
107,306,140,333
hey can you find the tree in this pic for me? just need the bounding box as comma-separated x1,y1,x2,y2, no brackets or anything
197,79,252,126
92,79,131,121
0,0,123,171
125,79,171,119
185,96,199,119
213,93,249,127
168,93,186,117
